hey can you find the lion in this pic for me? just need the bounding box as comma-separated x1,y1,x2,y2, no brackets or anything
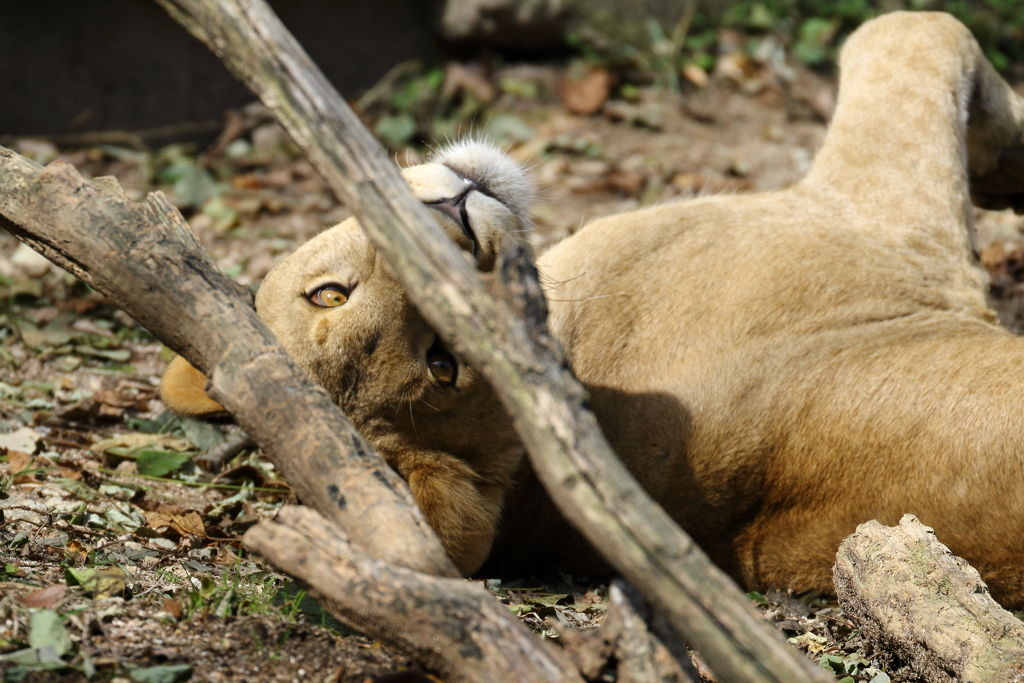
162,12,1024,606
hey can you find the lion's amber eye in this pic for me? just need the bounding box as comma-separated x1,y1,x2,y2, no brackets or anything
427,348,457,386
310,285,348,308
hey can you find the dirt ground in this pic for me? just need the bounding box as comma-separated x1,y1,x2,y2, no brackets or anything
3,54,1024,683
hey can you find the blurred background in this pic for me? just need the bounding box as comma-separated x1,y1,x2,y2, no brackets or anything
4,1,1024,138
4,0,1024,330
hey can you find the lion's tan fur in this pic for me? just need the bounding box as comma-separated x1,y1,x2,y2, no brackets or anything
162,13,1024,604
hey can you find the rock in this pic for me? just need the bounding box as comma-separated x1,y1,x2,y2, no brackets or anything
561,67,612,116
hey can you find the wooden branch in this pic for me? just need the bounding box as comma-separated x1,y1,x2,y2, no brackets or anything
0,150,454,579
553,579,700,682
834,514,1024,683
148,2,829,682
243,506,582,683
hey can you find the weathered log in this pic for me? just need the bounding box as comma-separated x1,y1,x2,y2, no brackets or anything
244,505,582,683
834,514,1024,683
152,2,827,681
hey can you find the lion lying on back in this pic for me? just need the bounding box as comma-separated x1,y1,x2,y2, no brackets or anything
162,12,1024,606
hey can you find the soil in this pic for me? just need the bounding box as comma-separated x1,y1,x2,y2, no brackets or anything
3,56,1024,682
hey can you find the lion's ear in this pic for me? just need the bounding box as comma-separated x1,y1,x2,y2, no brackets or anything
160,356,230,419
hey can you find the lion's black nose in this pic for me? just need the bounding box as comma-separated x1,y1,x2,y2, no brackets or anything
426,177,484,247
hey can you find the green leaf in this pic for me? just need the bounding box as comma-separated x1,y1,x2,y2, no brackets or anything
136,450,194,477
127,410,179,434
746,591,769,605
374,113,417,147
793,17,840,65
528,594,569,607
65,566,127,598
53,477,96,501
818,653,845,674
72,345,131,362
0,645,65,667
129,664,194,683
867,669,892,683
5,563,18,575
28,610,72,657
179,417,224,452
172,164,221,209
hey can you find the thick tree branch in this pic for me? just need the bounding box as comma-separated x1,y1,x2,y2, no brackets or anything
151,1,827,681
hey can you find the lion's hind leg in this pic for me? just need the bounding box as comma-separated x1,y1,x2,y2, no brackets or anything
804,12,1024,245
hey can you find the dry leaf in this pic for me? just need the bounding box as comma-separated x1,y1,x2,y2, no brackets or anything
64,539,89,564
145,510,206,537
162,596,183,619
560,68,611,116
20,583,68,609
683,62,709,87
7,450,34,474
9,450,47,485
91,433,193,454
0,427,44,455
442,62,496,103
95,388,144,409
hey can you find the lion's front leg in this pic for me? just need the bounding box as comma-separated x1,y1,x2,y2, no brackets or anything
403,455,505,575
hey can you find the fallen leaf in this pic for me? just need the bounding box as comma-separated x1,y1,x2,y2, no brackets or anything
606,167,646,195
179,417,225,452
442,61,496,102
560,67,611,116
129,664,193,683
70,318,117,339
7,450,34,474
91,433,194,454
161,596,183,619
27,609,72,657
0,427,44,455
95,388,144,409
682,62,709,87
145,510,206,538
9,450,47,485
20,584,68,609
136,450,194,477
64,538,89,564
65,566,127,599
